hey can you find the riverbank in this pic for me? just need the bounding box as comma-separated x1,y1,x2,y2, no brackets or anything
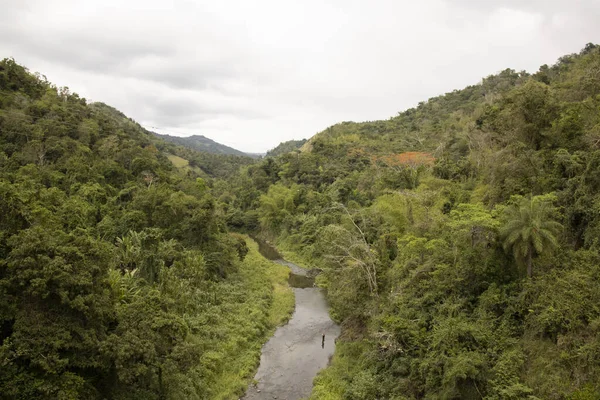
208,236,294,400
242,242,340,400
309,340,371,400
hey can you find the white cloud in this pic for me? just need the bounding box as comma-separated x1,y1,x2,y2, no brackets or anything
0,0,598,152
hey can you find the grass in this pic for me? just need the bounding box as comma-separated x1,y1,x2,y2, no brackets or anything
166,153,205,176
310,341,372,400
167,154,189,168
277,237,317,270
208,236,295,400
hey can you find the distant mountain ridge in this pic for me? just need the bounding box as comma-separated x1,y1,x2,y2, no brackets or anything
152,132,252,157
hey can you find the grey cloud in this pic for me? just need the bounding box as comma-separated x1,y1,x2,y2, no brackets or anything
0,1,259,93
0,24,246,93
447,0,600,33
446,0,597,14
1,0,599,152
128,89,268,128
155,100,265,123
0,25,172,75
134,63,245,93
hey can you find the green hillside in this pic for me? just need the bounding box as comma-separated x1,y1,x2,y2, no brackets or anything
0,58,292,399
159,142,257,180
218,43,600,399
3,40,600,400
266,139,307,157
153,132,250,157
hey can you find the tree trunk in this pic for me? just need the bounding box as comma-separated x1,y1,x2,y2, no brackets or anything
158,365,165,400
527,247,533,278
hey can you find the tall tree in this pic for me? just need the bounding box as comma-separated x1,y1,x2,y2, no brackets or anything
501,195,562,277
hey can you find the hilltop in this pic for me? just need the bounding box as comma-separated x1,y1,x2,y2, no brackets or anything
266,139,308,157
152,132,253,157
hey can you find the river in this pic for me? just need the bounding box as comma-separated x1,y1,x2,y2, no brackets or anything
243,242,340,400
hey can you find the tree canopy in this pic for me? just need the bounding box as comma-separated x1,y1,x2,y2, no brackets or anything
3,42,600,399
217,43,600,399
0,58,292,399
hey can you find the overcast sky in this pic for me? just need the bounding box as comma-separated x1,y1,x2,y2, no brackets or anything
1,0,598,153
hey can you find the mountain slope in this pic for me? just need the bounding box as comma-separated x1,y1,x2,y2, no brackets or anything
219,43,600,399
266,139,307,157
0,58,289,400
153,132,249,157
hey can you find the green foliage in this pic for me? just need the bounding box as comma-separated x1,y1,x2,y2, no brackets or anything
258,183,298,233
0,59,292,399
219,44,600,399
266,139,307,157
5,42,600,399
501,195,563,277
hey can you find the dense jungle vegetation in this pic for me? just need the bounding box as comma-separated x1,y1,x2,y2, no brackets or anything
0,58,293,399
215,43,600,399
3,42,600,400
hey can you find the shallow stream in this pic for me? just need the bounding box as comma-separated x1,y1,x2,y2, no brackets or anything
243,241,340,400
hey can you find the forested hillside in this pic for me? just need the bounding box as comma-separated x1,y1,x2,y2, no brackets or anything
152,132,249,157
3,42,600,399
266,139,307,157
0,59,294,399
218,43,600,399
158,140,256,180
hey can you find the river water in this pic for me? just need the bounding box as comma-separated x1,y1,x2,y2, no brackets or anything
243,243,340,400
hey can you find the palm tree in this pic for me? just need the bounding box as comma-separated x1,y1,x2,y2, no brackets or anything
501,196,562,278
116,230,146,274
